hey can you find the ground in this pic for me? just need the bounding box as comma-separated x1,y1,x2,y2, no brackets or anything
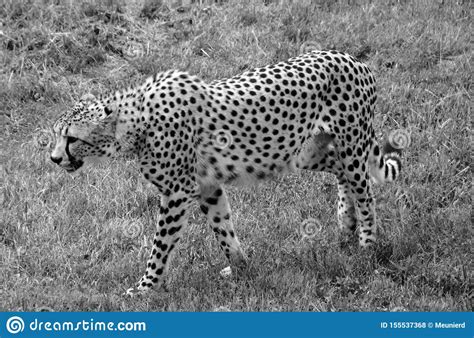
0,0,471,311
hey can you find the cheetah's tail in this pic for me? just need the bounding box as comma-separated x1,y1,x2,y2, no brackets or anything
368,130,409,184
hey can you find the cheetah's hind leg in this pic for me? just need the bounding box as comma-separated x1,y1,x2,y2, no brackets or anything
199,185,248,272
296,133,358,241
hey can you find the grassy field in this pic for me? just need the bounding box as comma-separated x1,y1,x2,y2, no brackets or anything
0,0,472,311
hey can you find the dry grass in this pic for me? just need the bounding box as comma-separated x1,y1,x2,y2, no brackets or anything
0,0,472,311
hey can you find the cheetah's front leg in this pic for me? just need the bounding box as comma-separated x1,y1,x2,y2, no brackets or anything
126,192,193,296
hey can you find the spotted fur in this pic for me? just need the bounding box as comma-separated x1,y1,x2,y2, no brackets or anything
51,50,402,294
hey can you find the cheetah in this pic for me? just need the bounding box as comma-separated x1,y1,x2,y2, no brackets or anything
50,50,404,295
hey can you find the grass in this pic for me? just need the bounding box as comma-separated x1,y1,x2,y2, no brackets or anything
0,0,472,311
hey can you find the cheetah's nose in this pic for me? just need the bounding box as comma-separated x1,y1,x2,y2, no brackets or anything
50,156,63,164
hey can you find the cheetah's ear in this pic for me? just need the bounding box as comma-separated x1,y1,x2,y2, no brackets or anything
101,101,118,119
95,102,118,136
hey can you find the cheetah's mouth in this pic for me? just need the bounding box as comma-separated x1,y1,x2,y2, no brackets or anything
63,159,84,172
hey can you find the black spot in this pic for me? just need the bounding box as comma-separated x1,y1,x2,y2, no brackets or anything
206,197,219,205
200,205,209,214
168,226,182,236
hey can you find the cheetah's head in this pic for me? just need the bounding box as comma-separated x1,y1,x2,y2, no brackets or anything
50,94,118,172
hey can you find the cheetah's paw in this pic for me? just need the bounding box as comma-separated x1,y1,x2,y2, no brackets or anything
124,285,149,298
